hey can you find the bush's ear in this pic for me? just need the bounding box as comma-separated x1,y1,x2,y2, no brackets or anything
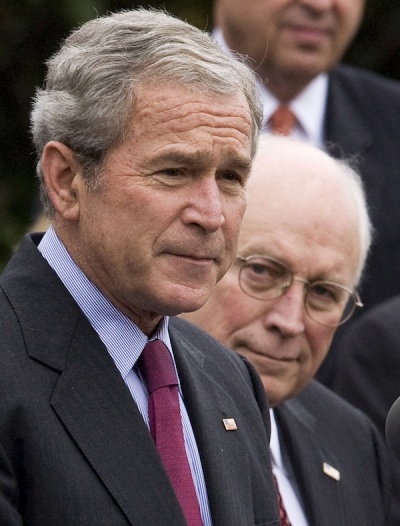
40,141,83,221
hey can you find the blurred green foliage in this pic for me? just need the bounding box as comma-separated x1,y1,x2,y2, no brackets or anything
0,0,399,269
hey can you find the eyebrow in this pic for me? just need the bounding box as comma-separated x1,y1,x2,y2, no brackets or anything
152,149,253,172
239,253,348,284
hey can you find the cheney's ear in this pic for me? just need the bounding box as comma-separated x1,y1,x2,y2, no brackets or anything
41,141,83,221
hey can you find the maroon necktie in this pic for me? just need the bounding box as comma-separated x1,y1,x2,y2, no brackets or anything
274,475,292,526
138,339,203,526
269,106,297,136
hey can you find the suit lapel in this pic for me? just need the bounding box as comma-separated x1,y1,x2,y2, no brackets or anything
276,398,346,526
169,324,257,526
1,236,187,526
50,318,188,525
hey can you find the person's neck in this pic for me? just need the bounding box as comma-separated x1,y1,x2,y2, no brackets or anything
260,69,314,104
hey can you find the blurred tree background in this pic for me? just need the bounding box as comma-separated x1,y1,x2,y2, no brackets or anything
0,0,399,269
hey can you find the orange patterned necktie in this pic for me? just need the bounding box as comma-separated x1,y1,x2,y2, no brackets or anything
269,106,297,136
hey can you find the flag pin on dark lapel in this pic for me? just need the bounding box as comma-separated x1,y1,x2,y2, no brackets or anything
323,462,340,481
223,418,237,431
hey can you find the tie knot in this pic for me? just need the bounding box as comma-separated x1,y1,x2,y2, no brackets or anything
138,339,178,394
269,106,296,136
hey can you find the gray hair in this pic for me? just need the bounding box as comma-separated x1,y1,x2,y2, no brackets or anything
337,160,373,286
31,8,263,216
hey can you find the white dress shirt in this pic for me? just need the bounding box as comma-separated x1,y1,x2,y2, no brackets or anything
261,75,328,148
270,410,309,526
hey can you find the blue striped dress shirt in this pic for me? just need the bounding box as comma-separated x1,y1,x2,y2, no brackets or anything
38,226,212,525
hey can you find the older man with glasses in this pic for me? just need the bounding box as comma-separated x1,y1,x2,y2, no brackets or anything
181,135,392,525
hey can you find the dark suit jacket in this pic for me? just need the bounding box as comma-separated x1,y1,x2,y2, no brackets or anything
318,63,400,393
275,380,391,525
324,64,400,312
322,296,400,524
0,234,279,526
315,64,400,524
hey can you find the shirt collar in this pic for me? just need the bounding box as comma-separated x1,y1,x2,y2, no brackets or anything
261,74,328,147
38,226,171,379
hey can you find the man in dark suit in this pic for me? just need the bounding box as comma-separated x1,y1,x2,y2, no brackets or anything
182,135,392,525
0,9,280,525
212,0,400,362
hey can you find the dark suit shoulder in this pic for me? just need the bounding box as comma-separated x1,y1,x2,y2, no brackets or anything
169,316,267,393
282,380,387,458
326,64,400,147
327,295,400,435
347,294,400,328
170,316,242,363
169,316,261,382
294,379,376,424
282,377,390,463
331,64,400,100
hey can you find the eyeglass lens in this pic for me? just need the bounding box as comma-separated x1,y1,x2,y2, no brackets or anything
238,256,358,327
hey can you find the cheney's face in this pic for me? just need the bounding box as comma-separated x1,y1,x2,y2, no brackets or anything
182,140,361,405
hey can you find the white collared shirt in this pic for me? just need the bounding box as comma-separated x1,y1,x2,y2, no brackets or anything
270,410,309,526
260,75,328,148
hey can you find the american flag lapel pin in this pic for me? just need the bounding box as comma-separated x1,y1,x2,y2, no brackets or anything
222,418,238,431
323,462,340,481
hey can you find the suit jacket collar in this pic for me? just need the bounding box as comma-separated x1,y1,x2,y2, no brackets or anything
275,389,346,526
169,320,262,525
325,66,372,159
